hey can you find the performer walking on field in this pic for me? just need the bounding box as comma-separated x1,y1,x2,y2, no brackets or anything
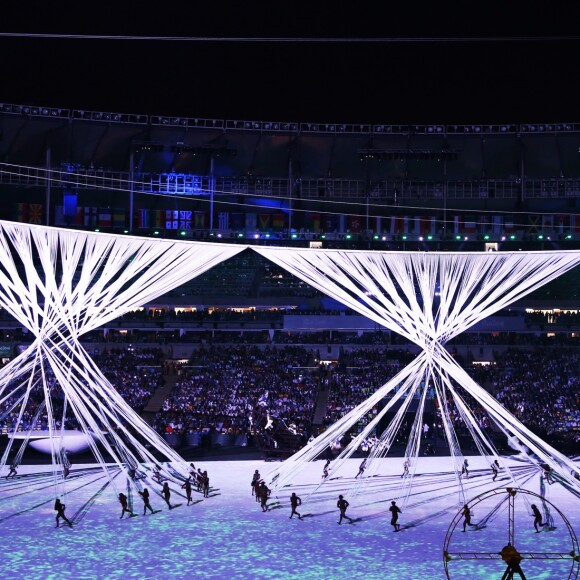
5,463,18,478
322,459,331,480
118,492,134,519
389,501,402,532
462,504,476,531
162,482,173,509
531,504,546,532
181,477,193,505
337,495,354,524
355,458,368,479
138,488,155,515
289,492,302,519
54,498,73,528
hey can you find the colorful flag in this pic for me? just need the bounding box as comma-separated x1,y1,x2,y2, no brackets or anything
28,204,43,224
194,211,206,229
112,208,126,228
272,214,285,230
527,215,539,234
138,209,150,229
245,213,257,230
323,214,337,232
463,216,477,234
14,203,28,223
98,208,112,227
541,215,554,232
218,212,229,230
348,215,362,233
84,207,98,227
258,214,271,231
554,215,568,233
305,213,321,232
231,213,244,230
179,210,192,230
504,215,515,233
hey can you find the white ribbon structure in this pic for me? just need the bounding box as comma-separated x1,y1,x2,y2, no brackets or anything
0,221,246,491
254,247,580,499
0,220,578,506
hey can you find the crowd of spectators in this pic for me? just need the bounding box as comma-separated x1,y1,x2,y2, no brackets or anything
481,348,580,442
153,345,319,438
0,347,164,433
322,348,417,431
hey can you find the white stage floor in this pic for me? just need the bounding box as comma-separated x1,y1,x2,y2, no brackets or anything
0,455,578,579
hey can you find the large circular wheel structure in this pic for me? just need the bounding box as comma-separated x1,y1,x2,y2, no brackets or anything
443,487,580,579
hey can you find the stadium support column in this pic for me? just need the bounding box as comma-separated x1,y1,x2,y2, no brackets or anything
45,147,51,226
209,155,215,235
129,149,134,232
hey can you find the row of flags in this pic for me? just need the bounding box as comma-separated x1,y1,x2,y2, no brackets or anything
12,203,580,234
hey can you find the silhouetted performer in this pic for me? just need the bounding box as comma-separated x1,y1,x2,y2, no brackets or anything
461,459,469,479
118,492,134,519
162,482,173,509
138,487,155,515
491,462,499,482
251,470,261,497
189,463,196,478
181,477,193,505
289,492,302,519
6,463,18,478
258,482,270,512
355,458,367,479
322,459,331,480
55,498,73,528
389,501,402,531
531,504,545,532
202,471,210,498
542,464,553,484
461,504,475,531
337,495,353,524
401,459,410,478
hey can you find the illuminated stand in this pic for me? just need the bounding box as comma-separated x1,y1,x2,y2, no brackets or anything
254,246,580,500
0,221,245,493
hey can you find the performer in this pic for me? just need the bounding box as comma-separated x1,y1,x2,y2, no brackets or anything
181,477,193,505
289,492,302,519
355,458,368,479
251,470,261,497
138,487,155,515
461,459,469,479
401,459,410,478
188,463,196,478
162,482,173,509
542,464,554,484
258,481,270,512
5,463,18,478
337,495,354,524
461,504,476,531
491,461,499,482
54,498,73,528
531,504,545,532
322,459,331,480
389,500,402,532
118,492,134,519
202,471,210,498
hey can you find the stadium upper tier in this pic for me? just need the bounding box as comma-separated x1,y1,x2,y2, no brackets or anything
2,102,580,248
2,102,580,188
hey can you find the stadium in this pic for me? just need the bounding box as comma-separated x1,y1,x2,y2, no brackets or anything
1,8,580,580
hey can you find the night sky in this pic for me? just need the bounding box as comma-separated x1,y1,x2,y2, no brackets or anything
1,2,579,125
